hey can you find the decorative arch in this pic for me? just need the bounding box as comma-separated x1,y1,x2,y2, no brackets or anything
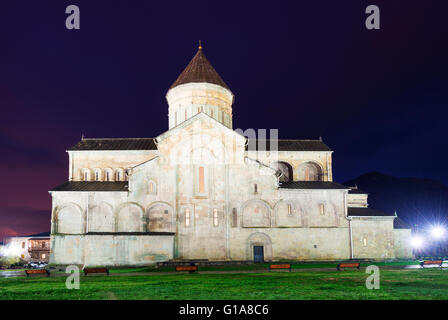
115,202,144,232
247,232,273,261
104,168,113,182
55,202,84,234
88,202,114,232
81,168,91,181
115,168,124,181
273,200,303,227
297,161,323,181
272,161,293,182
93,168,103,181
146,201,174,232
241,199,271,227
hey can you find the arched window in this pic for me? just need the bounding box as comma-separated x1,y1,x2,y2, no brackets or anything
82,169,90,181
148,181,157,195
273,162,293,182
297,162,323,181
213,208,219,227
115,168,124,181
199,166,205,193
95,170,100,181
185,208,190,227
104,169,113,182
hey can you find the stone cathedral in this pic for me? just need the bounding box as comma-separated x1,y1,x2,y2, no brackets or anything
49,45,412,266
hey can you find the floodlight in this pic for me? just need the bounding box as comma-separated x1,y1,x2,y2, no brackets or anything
431,226,445,239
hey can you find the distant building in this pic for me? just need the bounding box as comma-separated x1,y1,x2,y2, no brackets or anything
3,232,50,263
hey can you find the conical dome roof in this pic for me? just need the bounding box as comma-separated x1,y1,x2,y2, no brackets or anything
169,45,230,91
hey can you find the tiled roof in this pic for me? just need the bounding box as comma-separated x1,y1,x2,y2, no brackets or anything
347,207,395,217
279,181,348,189
50,181,129,192
169,47,230,91
348,188,368,194
246,139,332,152
68,138,157,151
394,218,412,229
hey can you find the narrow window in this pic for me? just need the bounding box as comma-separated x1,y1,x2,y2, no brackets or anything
232,208,238,227
185,208,190,227
95,171,99,181
254,184,258,194
288,204,292,216
84,171,88,181
116,171,121,181
363,238,367,247
213,208,219,227
211,109,214,117
22,242,25,249
106,171,110,181
319,203,325,215
199,166,205,193
42,242,45,249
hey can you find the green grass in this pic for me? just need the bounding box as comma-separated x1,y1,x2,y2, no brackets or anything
0,269,447,300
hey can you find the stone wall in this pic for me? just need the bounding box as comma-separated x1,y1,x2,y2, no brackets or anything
393,229,413,259
50,234,174,266
351,217,396,259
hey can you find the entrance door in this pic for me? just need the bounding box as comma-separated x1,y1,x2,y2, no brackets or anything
253,246,264,263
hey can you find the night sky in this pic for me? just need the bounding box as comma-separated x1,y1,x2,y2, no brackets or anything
1,1,447,239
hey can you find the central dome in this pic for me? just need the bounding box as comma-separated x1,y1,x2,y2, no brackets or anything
169,46,231,91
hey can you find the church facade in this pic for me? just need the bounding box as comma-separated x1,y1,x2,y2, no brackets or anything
49,46,413,266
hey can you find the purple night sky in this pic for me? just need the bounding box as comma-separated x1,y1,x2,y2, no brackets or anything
1,1,447,239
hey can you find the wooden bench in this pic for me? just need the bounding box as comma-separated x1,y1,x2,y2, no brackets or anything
83,267,109,276
337,262,361,271
269,264,291,272
175,265,198,273
420,260,444,268
25,269,50,277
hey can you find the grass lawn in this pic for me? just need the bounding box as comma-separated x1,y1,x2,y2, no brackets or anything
0,269,447,300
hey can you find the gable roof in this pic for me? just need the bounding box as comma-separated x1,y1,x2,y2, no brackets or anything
50,181,129,192
169,46,231,91
156,111,245,143
246,139,332,152
347,207,395,217
279,181,348,189
68,138,157,151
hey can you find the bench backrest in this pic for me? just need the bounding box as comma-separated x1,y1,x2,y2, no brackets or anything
270,264,291,269
25,269,49,276
422,260,443,265
338,263,360,268
84,267,109,274
175,266,198,271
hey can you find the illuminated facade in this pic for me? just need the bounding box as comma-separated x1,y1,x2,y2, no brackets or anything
49,46,412,266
